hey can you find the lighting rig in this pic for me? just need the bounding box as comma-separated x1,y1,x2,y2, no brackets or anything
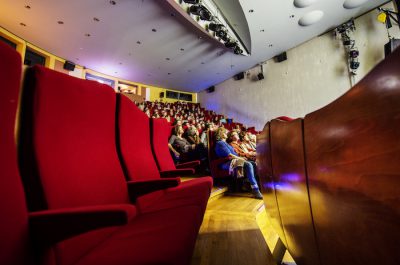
179,0,248,55
336,19,359,75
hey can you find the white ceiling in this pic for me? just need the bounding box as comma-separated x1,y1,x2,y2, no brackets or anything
0,0,388,92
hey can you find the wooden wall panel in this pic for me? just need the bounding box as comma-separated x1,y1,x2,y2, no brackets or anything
304,48,400,265
270,119,320,265
257,123,287,247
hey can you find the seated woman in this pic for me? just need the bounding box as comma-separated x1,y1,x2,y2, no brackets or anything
214,127,263,199
228,131,256,162
168,125,207,164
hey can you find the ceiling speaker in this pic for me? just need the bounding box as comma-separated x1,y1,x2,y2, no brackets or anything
63,61,75,71
257,73,264,80
234,72,244,80
206,86,215,93
275,52,287,63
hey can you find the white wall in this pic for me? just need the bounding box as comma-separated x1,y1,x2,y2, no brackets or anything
198,3,400,131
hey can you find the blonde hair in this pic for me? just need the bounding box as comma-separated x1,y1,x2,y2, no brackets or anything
215,127,227,141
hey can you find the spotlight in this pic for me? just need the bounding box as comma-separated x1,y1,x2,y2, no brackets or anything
183,0,200,4
216,29,228,40
208,23,224,32
349,49,359,58
350,60,360,70
233,45,243,55
225,41,236,48
189,5,213,21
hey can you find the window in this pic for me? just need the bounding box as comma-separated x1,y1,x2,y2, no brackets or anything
166,90,193,102
179,92,192,101
24,48,46,66
166,90,179,99
0,35,17,49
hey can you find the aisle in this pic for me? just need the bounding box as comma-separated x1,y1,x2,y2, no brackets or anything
191,195,276,265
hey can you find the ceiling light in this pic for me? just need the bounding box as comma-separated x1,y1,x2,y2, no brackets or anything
233,45,243,55
349,49,359,58
350,60,360,70
298,10,324,26
225,41,236,48
343,0,368,9
189,5,213,21
293,0,318,8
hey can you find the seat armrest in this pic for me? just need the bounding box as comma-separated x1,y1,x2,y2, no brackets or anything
127,178,181,201
160,168,195,177
211,157,231,165
29,204,137,245
175,160,200,169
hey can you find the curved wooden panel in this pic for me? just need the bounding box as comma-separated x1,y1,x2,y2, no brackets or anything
270,119,320,265
257,122,287,247
304,49,400,265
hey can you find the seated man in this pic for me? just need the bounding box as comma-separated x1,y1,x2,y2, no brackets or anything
214,127,262,199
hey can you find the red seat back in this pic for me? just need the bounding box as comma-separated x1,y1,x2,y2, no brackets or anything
151,118,176,171
20,66,130,210
0,40,32,265
117,94,161,180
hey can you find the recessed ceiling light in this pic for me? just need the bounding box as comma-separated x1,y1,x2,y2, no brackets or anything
168,73,171,75
109,1,116,5
230,64,235,67
249,9,254,13
268,44,273,47
115,71,118,74
201,62,205,64
85,33,91,37
152,28,157,32
165,58,170,61
93,17,100,22
136,41,141,44
79,47,84,50
76,58,79,61
57,21,64,25
343,0,368,9
293,0,318,8
260,29,265,32
24,5,31,9
188,70,191,72
119,62,122,65
298,10,324,26
20,22,26,27
290,15,295,18
128,52,132,56
180,48,185,51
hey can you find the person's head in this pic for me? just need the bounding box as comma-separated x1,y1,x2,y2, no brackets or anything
215,127,228,141
174,125,184,136
228,131,239,143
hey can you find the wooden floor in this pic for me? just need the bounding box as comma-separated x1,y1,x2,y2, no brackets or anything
191,193,276,265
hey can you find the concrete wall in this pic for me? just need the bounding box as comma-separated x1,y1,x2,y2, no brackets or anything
198,3,400,131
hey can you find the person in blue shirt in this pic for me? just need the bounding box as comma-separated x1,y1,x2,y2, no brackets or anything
214,127,263,199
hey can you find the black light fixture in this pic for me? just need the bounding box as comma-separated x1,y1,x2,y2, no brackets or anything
224,41,236,48
208,22,224,32
349,49,359,58
350,60,360,70
233,45,243,55
183,0,200,4
189,5,213,21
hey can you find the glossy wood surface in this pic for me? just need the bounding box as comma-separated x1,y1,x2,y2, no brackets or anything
257,123,287,247
304,49,400,265
270,119,320,265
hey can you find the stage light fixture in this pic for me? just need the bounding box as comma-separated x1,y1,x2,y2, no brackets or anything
349,49,359,58
189,5,213,21
225,41,237,48
216,29,228,39
208,23,224,32
350,60,360,70
233,45,243,55
183,0,200,4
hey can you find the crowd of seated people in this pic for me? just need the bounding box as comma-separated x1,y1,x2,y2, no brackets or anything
135,99,261,198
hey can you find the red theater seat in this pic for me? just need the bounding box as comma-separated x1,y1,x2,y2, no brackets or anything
117,94,212,214
151,118,200,171
18,66,209,265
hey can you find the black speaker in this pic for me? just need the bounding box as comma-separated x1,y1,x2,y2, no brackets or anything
257,73,264,80
234,72,244,80
275,52,287,62
206,86,215,93
384,39,400,57
159,92,165,98
63,61,75,71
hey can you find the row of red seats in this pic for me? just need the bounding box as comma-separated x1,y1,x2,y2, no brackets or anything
1,41,212,265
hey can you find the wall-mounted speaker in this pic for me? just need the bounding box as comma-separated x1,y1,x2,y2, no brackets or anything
159,92,165,98
206,86,215,93
63,61,75,71
384,39,400,57
275,52,287,63
234,72,244,80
